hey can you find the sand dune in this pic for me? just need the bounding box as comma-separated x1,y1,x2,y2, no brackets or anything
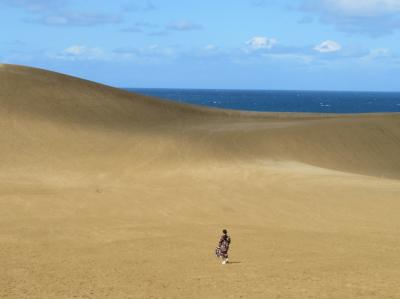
1,64,400,298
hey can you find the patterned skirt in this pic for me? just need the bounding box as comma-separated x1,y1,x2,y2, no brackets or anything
215,244,229,257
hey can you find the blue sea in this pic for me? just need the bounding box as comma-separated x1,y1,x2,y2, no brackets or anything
125,88,400,114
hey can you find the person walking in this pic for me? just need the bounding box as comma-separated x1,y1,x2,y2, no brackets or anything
216,229,231,264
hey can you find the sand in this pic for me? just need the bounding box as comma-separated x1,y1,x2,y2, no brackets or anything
1,64,400,298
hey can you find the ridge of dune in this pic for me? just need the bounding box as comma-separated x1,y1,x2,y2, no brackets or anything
1,64,399,179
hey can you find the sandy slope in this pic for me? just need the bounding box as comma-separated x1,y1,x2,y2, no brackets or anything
1,64,400,298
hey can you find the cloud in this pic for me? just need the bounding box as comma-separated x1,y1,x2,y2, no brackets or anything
237,37,317,66
113,45,178,63
29,12,122,26
314,40,342,53
51,45,108,61
167,20,203,31
361,48,391,61
123,19,203,35
239,36,374,66
246,36,278,50
5,40,396,70
204,44,218,51
300,0,400,36
45,44,179,64
121,22,169,36
308,0,400,17
263,53,314,63
192,44,224,58
113,44,225,63
0,0,66,13
2,0,123,27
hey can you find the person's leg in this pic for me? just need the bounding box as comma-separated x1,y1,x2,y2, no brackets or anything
221,252,228,264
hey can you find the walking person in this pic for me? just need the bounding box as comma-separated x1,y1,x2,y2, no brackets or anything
216,229,231,264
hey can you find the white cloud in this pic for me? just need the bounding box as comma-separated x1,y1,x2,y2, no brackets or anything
113,44,178,63
52,45,107,60
300,0,400,36
263,53,314,63
246,36,278,50
1,0,66,13
361,48,390,61
33,12,122,26
47,43,185,65
2,0,122,27
318,0,400,17
204,44,218,51
314,40,342,53
64,45,85,55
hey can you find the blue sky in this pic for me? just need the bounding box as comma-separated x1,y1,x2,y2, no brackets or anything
1,0,400,91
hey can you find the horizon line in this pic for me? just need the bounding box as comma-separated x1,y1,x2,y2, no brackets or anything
121,87,400,93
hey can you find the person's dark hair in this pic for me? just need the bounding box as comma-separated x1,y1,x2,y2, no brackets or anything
222,229,227,234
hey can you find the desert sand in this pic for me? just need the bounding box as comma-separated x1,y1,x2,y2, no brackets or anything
1,64,400,298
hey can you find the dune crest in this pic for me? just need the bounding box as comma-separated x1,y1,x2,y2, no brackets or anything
1,64,399,179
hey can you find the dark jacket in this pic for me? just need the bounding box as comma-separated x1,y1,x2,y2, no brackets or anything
219,234,231,252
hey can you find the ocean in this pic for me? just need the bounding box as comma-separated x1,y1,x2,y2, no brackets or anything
125,88,400,114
